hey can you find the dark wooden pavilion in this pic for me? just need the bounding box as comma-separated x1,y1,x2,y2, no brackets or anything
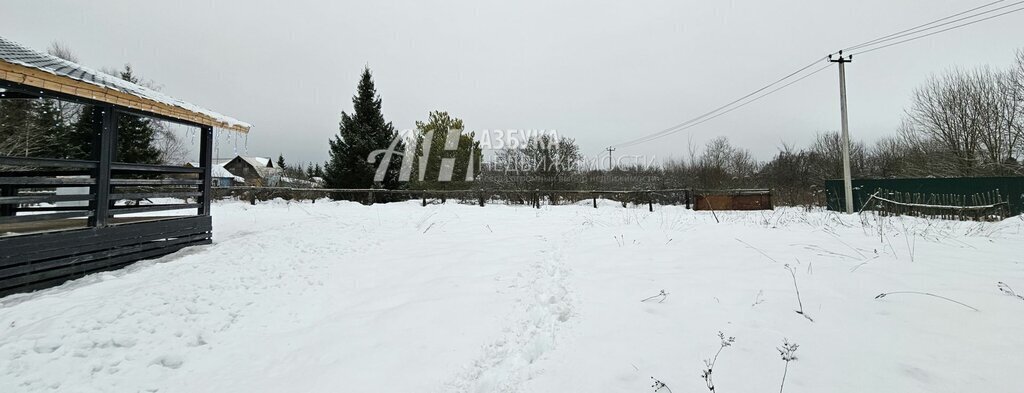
0,36,251,297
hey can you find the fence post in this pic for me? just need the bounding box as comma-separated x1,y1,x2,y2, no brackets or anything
0,185,13,217
198,125,213,216
648,191,653,212
593,194,597,208
90,107,116,227
422,192,427,207
534,189,539,209
478,190,485,207
685,189,692,210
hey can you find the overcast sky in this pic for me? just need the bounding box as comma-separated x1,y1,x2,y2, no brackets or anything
3,0,1022,166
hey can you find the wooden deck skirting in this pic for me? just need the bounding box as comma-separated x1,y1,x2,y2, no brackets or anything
0,216,212,297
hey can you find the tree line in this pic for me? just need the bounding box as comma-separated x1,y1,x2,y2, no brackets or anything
321,49,1022,204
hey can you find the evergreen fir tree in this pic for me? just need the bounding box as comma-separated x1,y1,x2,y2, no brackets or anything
277,154,286,170
31,98,73,158
324,67,403,193
66,105,99,159
113,65,161,164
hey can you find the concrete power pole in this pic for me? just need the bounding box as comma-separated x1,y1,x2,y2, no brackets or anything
829,51,854,214
605,147,616,171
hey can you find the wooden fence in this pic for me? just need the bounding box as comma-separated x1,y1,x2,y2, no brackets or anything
213,187,702,211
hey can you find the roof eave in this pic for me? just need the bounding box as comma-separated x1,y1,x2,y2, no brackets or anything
0,59,250,133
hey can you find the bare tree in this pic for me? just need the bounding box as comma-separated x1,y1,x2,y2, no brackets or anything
903,66,1022,176
47,41,78,63
151,121,189,164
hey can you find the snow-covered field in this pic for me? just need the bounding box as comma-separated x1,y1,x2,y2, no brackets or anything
2,200,1023,393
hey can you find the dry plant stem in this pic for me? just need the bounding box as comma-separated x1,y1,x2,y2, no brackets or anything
998,282,1024,301
651,377,674,393
777,339,799,393
785,263,814,322
641,290,669,303
736,239,780,263
779,362,790,393
875,291,979,311
701,332,734,392
704,197,720,223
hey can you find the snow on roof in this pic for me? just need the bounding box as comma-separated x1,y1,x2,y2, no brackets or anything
211,165,235,179
184,161,235,179
249,157,273,168
0,35,251,132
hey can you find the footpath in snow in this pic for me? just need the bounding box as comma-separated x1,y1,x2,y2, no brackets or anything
1,199,1022,393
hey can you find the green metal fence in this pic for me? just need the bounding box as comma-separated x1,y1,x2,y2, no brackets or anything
824,177,1024,216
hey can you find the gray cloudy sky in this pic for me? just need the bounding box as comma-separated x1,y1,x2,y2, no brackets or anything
2,0,1022,165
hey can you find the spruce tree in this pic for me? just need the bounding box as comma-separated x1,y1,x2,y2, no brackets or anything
324,67,403,192
63,66,162,163
277,154,286,169
113,65,161,164
31,99,73,158
66,105,99,159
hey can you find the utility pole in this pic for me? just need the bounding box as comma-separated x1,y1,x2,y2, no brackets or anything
829,50,854,214
605,147,616,171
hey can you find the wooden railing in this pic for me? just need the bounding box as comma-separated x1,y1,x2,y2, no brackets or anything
1,156,209,232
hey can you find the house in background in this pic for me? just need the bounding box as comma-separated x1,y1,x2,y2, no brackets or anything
186,155,319,187
211,165,243,187
222,156,281,186
184,161,243,187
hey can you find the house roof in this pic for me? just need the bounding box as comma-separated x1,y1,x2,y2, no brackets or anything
245,157,273,168
210,165,235,179
0,36,250,133
226,156,278,179
183,161,235,179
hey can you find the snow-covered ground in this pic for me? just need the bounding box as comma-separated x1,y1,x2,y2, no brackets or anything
1,200,1023,393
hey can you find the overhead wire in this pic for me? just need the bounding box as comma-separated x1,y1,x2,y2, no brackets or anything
843,0,1009,52
606,0,1023,150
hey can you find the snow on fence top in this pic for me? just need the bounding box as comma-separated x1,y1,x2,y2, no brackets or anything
0,36,251,133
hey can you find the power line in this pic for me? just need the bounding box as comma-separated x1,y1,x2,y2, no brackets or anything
843,0,1008,52
606,0,1024,150
611,57,826,149
850,4,1024,56
616,64,832,149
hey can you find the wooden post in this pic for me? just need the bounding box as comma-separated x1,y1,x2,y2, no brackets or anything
534,190,539,209
648,191,653,212
685,189,692,210
478,190,485,207
593,194,597,208
90,107,116,227
198,125,213,216
422,192,427,207
0,185,13,217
